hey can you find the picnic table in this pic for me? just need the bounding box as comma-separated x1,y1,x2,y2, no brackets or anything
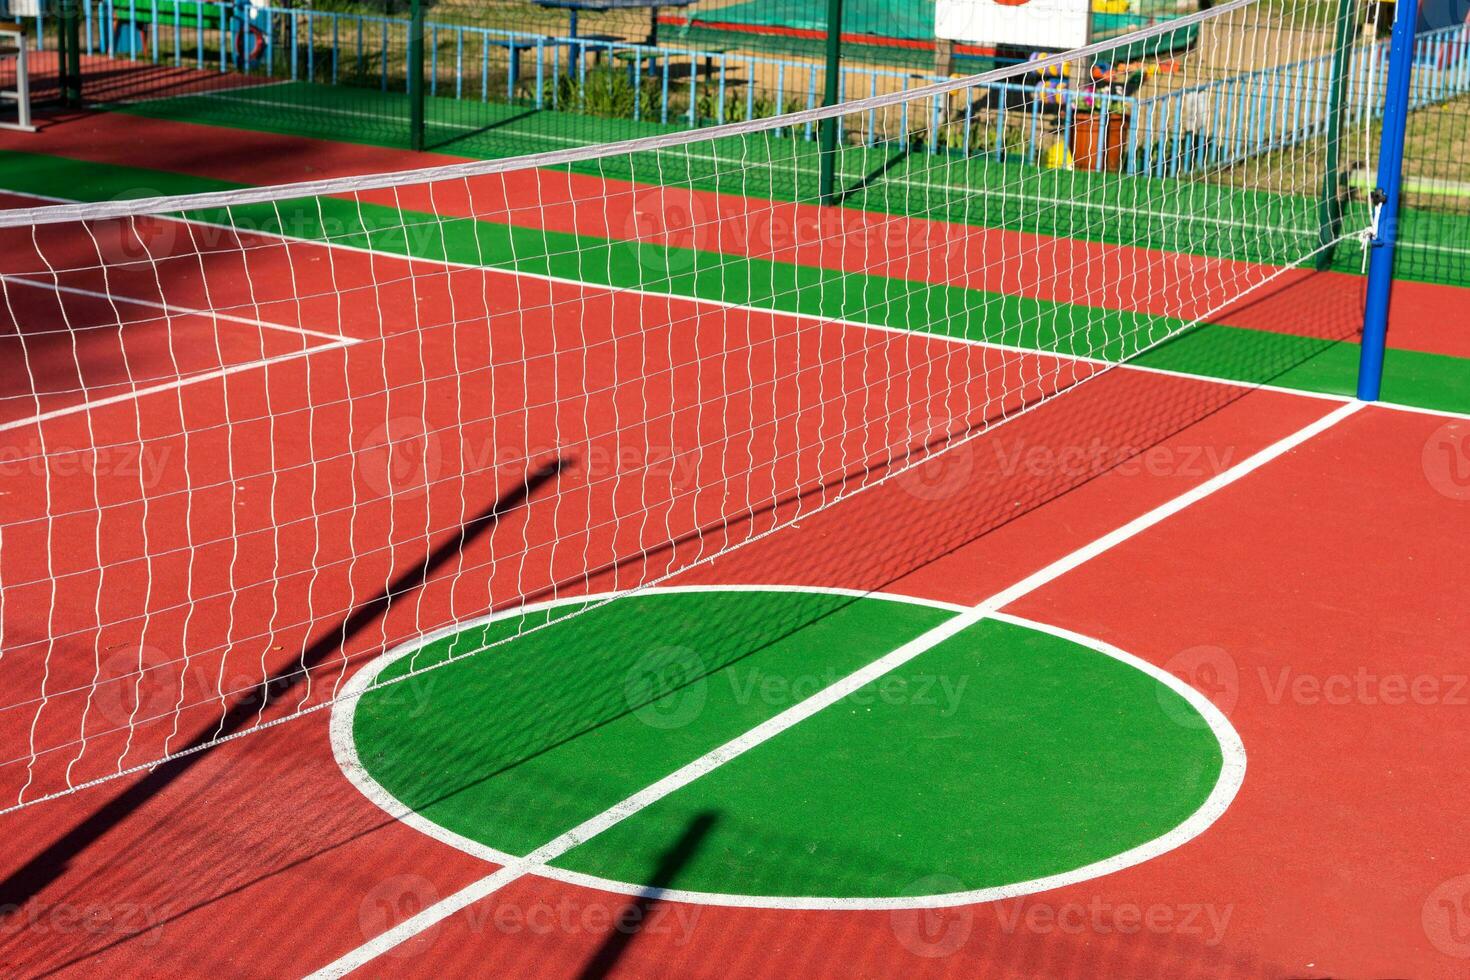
532,0,697,76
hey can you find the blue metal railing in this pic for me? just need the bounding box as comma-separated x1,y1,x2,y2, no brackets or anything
48,1,1470,177
72,0,1144,161
1134,22,1470,176
85,0,949,120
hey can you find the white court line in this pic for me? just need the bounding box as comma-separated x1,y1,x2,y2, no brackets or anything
308,397,1364,979
176,90,591,145
328,585,1245,911
2,190,1462,439
2,274,353,344
3,187,1458,423
116,88,1322,241
110,78,298,110
0,187,1388,416
0,337,360,434
1370,397,1470,423
0,270,365,433
131,88,1325,241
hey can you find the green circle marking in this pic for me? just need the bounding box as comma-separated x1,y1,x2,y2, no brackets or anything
346,588,1229,901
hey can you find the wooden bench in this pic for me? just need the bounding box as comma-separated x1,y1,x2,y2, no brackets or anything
611,44,730,84
487,35,543,92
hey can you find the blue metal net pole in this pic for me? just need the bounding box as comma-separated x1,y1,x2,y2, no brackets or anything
1358,0,1419,401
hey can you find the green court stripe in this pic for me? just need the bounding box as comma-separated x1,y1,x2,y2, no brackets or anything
117,85,1470,287
4,149,1468,415
1133,323,1470,413
0,151,233,201
120,84,1375,274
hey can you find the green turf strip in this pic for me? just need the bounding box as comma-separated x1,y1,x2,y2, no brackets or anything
120,84,1372,274
116,84,1470,288
353,590,1225,897
3,149,1468,414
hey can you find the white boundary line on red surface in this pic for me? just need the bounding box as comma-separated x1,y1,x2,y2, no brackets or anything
309,398,1363,978
9,186,1462,426
0,337,359,434
108,78,298,110
2,274,357,344
0,273,363,433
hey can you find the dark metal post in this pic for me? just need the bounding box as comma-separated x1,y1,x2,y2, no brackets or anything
408,0,425,151
818,0,843,205
1315,0,1358,269
59,0,83,108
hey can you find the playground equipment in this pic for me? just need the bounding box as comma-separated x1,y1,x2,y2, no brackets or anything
1027,51,1168,172
109,0,266,67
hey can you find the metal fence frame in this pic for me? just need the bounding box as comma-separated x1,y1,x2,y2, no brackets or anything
45,1,1470,178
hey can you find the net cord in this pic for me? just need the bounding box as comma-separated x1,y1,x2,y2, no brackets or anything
0,0,1255,230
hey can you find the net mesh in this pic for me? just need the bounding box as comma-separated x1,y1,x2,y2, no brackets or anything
1,0,1377,811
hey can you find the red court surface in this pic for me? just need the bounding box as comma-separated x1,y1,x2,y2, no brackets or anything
22,51,274,106
0,115,1468,980
0,367,1466,976
4,111,1470,359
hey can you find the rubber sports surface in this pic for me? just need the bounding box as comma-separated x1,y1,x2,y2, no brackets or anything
0,99,1468,979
